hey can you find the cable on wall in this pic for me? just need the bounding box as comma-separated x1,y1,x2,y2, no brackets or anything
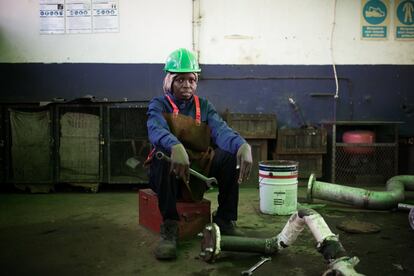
330,0,339,99
330,0,339,123
192,0,201,63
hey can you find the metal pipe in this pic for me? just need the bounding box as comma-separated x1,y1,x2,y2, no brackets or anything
199,209,363,275
398,203,414,211
307,174,414,210
220,236,279,255
276,211,306,248
399,203,414,230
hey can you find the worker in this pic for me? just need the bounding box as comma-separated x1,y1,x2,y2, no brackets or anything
146,48,252,260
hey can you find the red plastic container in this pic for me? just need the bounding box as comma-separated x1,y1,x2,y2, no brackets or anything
342,130,375,154
138,189,211,239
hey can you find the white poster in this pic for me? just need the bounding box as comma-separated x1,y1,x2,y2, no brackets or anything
39,0,119,34
66,0,92,33
92,0,119,33
40,0,65,34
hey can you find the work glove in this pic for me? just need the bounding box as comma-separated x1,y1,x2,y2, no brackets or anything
236,143,252,184
170,143,190,184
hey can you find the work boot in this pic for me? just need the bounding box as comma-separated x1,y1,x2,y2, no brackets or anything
212,213,245,236
154,219,179,260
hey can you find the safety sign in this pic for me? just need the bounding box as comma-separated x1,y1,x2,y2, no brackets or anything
395,0,414,39
92,1,119,33
361,0,390,39
40,0,65,34
66,1,92,34
39,0,119,34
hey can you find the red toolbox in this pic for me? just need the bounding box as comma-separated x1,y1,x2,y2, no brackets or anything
138,189,211,239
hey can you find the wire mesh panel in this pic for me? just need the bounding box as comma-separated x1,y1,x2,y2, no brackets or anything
108,139,150,183
7,107,53,187
57,105,102,183
335,145,397,186
107,106,149,184
0,106,4,183
109,107,148,139
327,121,400,186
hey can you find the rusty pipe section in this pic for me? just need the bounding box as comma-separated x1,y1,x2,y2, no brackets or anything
307,174,414,210
200,209,363,276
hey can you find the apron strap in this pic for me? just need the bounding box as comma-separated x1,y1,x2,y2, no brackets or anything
165,94,201,125
194,95,201,126
165,94,179,118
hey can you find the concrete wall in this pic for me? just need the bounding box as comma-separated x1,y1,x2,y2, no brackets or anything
199,0,414,65
1,0,413,64
0,0,192,63
0,0,413,134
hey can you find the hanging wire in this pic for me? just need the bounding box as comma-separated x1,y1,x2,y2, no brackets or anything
330,0,339,122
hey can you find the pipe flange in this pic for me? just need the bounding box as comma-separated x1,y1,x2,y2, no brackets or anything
307,173,316,202
199,223,221,262
324,256,361,276
264,236,279,254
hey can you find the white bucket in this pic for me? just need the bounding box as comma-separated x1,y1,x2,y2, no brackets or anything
259,160,298,215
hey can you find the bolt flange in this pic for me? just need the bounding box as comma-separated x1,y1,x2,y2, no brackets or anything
199,223,221,262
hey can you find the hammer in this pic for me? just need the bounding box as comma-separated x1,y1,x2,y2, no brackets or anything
155,151,217,188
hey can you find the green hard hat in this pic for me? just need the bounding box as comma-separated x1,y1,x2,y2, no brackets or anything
164,48,201,73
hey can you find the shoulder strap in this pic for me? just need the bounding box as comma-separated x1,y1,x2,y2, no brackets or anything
165,94,201,125
165,94,179,118
194,95,201,126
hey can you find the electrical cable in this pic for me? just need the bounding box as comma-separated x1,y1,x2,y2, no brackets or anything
330,0,339,99
330,0,339,122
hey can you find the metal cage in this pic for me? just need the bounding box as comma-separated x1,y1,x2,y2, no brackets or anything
335,145,397,185
4,104,54,192
106,104,149,184
325,121,400,186
55,104,103,183
0,105,5,184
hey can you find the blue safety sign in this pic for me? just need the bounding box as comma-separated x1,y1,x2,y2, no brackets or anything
361,0,390,39
396,0,414,39
363,0,387,24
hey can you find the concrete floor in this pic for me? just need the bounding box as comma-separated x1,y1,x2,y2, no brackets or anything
0,183,413,276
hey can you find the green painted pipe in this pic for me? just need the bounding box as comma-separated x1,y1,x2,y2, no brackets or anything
199,211,363,275
219,235,279,254
307,174,414,210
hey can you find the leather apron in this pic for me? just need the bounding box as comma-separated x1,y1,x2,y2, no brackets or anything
163,94,215,202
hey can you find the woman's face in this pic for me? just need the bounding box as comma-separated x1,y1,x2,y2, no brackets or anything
172,73,197,101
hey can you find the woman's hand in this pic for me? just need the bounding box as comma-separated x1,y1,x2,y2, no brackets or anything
170,143,190,184
236,143,252,184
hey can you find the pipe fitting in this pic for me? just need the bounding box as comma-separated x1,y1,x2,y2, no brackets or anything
307,174,414,210
323,256,365,276
303,211,336,244
199,209,363,275
199,223,221,262
317,236,347,262
277,212,306,249
307,174,316,202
